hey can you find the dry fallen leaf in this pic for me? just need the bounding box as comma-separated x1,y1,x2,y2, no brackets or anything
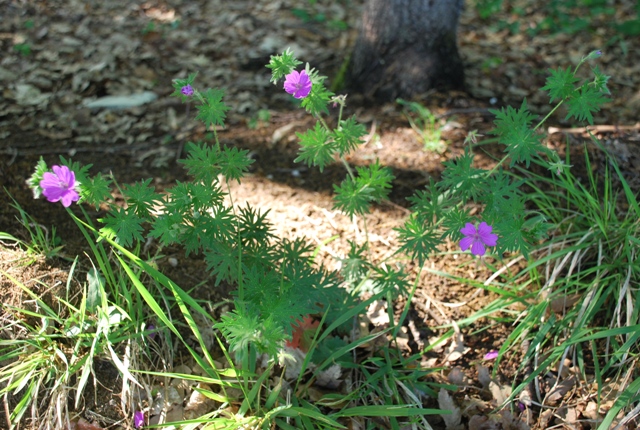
438,388,463,430
183,383,217,420
445,321,470,363
488,380,512,406
546,375,577,405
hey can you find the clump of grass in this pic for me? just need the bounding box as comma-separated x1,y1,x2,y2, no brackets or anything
397,98,449,154
435,134,640,426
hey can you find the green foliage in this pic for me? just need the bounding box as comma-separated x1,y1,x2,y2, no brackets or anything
20,44,632,427
123,179,162,217
397,98,448,153
291,1,349,31
300,68,334,116
266,47,301,83
13,43,31,56
195,88,230,129
490,99,547,167
294,122,333,171
99,206,145,247
565,84,608,125
541,67,579,102
333,116,366,157
473,0,634,39
333,162,394,219
438,147,487,200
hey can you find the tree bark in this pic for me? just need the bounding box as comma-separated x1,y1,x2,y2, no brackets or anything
347,0,465,101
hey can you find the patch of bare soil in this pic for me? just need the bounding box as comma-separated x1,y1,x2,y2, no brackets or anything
1,0,640,429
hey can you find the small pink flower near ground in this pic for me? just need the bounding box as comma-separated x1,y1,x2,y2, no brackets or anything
134,411,145,428
460,222,498,256
181,84,194,96
284,70,312,99
39,165,80,207
484,350,499,360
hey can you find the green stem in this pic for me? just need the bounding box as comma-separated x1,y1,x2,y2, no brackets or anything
226,180,245,314
533,99,564,132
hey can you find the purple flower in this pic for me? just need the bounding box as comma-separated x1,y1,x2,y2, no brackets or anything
146,324,156,340
484,350,499,360
134,411,145,428
460,222,498,256
181,84,194,96
39,165,80,208
284,70,312,99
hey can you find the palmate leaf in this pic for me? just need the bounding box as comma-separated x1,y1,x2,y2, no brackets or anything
99,207,145,248
395,216,440,265
407,178,452,225
195,88,229,129
483,170,524,218
294,122,334,171
332,176,368,219
237,204,274,249
495,215,531,259
219,146,254,183
490,99,536,139
333,115,366,156
179,142,223,183
332,162,394,218
371,265,410,298
266,48,302,83
565,84,609,125
591,66,611,95
149,212,183,246
215,309,284,358
81,173,112,209
204,241,239,285
489,99,546,167
541,67,578,102
188,182,226,213
123,179,162,218
354,161,394,201
437,148,486,201
301,82,334,116
440,206,472,242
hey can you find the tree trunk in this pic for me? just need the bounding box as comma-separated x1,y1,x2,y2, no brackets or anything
347,0,465,101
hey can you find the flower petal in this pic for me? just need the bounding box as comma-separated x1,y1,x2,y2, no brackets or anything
484,350,499,360
477,222,493,236
60,190,80,207
470,240,486,256
482,232,498,247
459,223,477,236
283,70,300,95
42,186,65,202
51,165,65,177
40,172,61,188
459,236,474,251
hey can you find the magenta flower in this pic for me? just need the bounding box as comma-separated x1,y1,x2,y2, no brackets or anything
460,222,498,256
181,84,194,96
134,411,145,428
284,70,312,99
484,350,499,360
39,165,80,207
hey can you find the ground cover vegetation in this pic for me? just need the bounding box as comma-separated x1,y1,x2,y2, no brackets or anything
1,1,639,429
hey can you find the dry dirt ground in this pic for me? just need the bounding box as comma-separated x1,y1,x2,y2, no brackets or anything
1,0,640,429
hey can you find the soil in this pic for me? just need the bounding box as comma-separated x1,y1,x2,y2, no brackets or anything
1,0,639,429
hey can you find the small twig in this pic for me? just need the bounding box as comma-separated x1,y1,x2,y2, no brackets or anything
547,123,640,134
435,107,493,119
